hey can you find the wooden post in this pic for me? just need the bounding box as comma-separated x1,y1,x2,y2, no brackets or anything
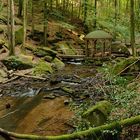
85,40,89,57
92,40,96,57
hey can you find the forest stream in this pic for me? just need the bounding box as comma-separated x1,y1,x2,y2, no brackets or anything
0,63,98,139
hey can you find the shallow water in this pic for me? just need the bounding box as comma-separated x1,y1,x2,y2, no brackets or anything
0,64,96,138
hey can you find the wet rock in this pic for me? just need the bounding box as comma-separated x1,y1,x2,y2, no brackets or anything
64,99,70,105
43,94,56,99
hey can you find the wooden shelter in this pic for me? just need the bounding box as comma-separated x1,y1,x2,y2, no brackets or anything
84,30,112,57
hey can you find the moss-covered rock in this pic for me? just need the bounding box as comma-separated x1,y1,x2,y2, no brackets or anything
56,41,77,55
52,58,65,70
111,42,130,56
2,55,33,70
34,47,57,58
15,27,23,45
112,57,140,75
33,60,53,76
82,100,112,126
44,56,53,62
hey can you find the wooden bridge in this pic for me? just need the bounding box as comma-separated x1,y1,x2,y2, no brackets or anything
57,48,111,61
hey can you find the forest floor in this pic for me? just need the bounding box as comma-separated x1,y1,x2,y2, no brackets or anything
0,3,140,140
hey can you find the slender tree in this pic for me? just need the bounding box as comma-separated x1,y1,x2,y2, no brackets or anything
44,1,48,46
17,0,23,17
9,0,15,56
130,0,136,57
31,0,34,35
93,0,97,29
22,0,27,49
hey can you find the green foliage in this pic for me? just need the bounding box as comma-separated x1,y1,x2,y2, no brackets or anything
98,20,129,40
99,64,140,121
70,101,91,131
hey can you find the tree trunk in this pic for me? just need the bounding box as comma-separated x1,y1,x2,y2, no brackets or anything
44,1,48,46
18,0,23,17
93,0,97,29
9,0,15,56
130,0,136,57
22,0,27,49
31,0,34,35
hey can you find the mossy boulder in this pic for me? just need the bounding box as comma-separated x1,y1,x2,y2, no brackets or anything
2,55,33,70
111,42,130,56
44,56,53,62
82,100,112,126
33,60,53,76
15,27,23,45
52,58,65,70
56,41,77,55
34,47,57,58
112,57,140,75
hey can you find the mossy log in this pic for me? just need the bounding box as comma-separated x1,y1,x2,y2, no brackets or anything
0,115,140,140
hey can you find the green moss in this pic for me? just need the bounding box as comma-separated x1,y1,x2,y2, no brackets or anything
2,56,33,70
33,60,53,76
15,27,23,45
82,101,112,126
34,47,57,58
52,58,65,70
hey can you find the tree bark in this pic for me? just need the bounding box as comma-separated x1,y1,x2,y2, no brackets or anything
130,0,136,57
9,0,15,56
22,0,27,49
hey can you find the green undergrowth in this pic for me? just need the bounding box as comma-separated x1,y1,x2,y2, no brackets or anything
69,63,140,139
100,64,140,121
